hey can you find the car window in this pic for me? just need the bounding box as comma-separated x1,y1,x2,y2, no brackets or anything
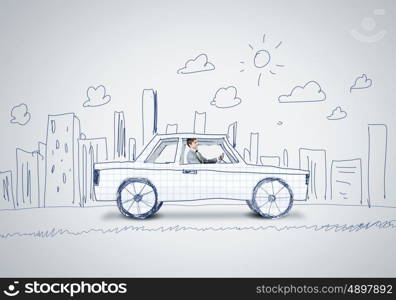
145,138,179,164
180,138,238,164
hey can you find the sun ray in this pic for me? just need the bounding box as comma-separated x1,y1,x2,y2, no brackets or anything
257,73,262,86
262,34,266,43
248,44,254,50
240,69,245,72
276,64,285,67
240,61,245,64
274,41,282,49
269,70,276,75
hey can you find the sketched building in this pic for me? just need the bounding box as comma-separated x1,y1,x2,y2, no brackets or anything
368,124,387,205
45,113,81,207
37,142,46,208
0,171,15,210
299,148,327,200
330,159,362,204
114,111,127,160
128,138,136,161
260,156,281,167
227,122,237,148
165,124,178,134
193,111,206,134
78,137,108,206
142,89,158,146
244,133,259,165
16,148,42,209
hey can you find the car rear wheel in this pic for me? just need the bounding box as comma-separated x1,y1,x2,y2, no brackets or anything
117,178,159,219
252,178,293,219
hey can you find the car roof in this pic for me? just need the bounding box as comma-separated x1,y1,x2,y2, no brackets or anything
155,133,228,139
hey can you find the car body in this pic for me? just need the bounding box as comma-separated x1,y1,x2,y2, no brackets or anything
93,133,309,219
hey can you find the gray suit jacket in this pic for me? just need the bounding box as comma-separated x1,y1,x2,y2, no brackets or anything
186,149,217,164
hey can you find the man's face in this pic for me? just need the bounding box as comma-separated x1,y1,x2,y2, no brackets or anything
190,139,198,150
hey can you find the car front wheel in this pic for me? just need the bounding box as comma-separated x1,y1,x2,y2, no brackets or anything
251,178,293,219
117,178,159,219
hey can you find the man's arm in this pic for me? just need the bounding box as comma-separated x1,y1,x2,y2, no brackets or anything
196,151,217,164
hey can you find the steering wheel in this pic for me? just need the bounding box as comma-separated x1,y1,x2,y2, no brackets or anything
217,159,226,164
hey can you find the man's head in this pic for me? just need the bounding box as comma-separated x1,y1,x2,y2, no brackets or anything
187,138,198,150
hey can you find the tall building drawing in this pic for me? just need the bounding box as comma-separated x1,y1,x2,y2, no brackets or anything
330,159,362,204
128,138,136,161
16,148,41,209
37,142,46,207
166,124,178,134
193,111,206,134
249,133,259,165
299,148,327,200
368,124,387,205
0,171,15,210
142,89,158,146
227,122,237,148
114,111,127,160
45,113,81,207
78,137,108,207
260,156,280,167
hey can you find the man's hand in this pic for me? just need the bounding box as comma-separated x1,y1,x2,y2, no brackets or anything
218,153,224,161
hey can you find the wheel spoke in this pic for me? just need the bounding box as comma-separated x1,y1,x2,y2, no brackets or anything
274,201,283,214
125,187,135,197
274,186,285,196
141,199,153,207
132,183,137,194
268,201,273,214
137,202,141,214
259,186,271,196
141,190,153,197
271,181,275,194
127,199,135,211
122,198,134,204
258,199,270,208
138,183,147,195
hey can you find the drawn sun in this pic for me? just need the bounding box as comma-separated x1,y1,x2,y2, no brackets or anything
240,34,285,86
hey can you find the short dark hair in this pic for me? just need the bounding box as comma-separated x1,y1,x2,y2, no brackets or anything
186,138,197,147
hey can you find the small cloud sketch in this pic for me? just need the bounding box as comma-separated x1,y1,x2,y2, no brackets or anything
350,74,372,92
83,85,111,107
210,86,242,109
10,103,31,126
278,80,326,103
327,106,347,120
177,53,215,74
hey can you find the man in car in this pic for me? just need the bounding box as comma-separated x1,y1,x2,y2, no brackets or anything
186,138,224,164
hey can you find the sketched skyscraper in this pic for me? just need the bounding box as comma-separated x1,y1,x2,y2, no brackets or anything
45,113,81,206
299,148,327,200
114,111,127,160
142,89,158,146
193,111,206,134
78,137,108,206
0,171,15,210
368,124,388,205
16,148,41,209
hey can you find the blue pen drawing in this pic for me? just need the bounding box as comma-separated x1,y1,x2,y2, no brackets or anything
349,74,372,92
277,121,283,126
93,133,310,219
165,124,178,134
210,86,242,108
299,148,327,200
368,124,387,206
142,89,158,146
327,106,347,120
10,103,31,126
260,156,281,167
243,132,259,165
0,171,15,210
278,81,326,103
193,111,207,134
282,149,289,167
128,138,137,161
330,159,363,204
177,53,215,74
226,122,237,148
83,85,111,107
113,111,127,160
240,34,285,86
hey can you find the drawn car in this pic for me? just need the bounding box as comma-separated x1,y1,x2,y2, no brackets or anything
93,133,309,219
